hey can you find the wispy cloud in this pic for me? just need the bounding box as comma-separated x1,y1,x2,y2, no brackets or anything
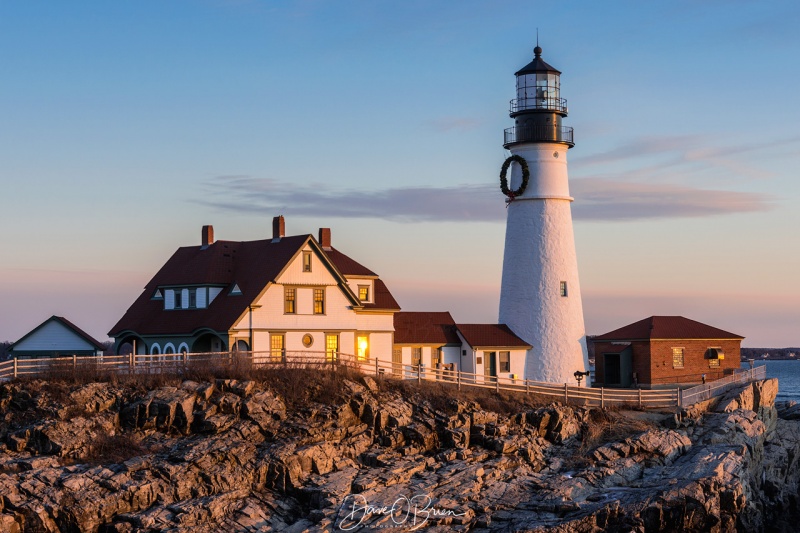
196,175,775,223
571,178,775,221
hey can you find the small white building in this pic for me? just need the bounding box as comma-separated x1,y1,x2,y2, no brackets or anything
9,316,105,359
392,312,530,382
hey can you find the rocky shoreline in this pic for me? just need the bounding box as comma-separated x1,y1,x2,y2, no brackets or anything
0,371,798,532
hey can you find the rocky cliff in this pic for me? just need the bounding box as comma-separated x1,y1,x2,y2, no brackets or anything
0,370,797,532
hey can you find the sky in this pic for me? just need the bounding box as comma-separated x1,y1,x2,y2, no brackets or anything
1,1,799,347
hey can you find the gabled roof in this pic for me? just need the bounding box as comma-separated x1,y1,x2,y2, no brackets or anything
109,233,401,337
456,324,531,349
593,316,744,342
361,279,401,312
326,248,377,277
394,312,460,345
12,316,105,351
110,235,311,336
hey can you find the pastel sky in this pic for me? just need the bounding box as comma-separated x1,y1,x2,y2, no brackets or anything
2,1,799,347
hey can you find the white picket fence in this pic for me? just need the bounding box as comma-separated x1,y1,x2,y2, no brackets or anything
0,351,766,409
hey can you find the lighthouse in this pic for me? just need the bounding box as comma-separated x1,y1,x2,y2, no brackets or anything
497,45,589,384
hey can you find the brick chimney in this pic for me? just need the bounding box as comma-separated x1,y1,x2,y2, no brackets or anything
201,225,214,249
319,228,331,250
272,215,285,242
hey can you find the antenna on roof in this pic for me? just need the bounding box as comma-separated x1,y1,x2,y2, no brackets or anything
536,28,539,47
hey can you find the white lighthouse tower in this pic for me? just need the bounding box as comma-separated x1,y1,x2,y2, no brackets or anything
498,45,589,384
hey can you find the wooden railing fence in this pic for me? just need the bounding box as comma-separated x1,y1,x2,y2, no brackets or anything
0,351,766,409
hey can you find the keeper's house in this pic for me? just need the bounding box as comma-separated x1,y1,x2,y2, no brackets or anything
109,217,400,360
9,316,105,360
591,316,743,388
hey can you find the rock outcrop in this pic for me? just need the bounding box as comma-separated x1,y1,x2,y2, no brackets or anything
0,375,797,532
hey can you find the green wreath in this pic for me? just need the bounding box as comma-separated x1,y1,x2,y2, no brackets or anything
499,155,529,199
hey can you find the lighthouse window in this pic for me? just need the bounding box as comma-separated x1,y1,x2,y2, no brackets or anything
559,281,568,297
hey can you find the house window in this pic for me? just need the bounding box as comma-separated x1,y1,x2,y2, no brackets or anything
270,334,285,362
284,287,296,314
326,334,339,362
431,347,441,368
303,251,312,272
358,285,370,302
412,347,422,367
392,348,402,375
672,348,685,369
560,281,568,297
314,288,325,314
499,351,510,372
709,357,720,368
188,289,196,308
357,334,369,361
174,290,183,309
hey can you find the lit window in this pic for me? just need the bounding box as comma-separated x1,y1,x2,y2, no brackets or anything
357,334,369,361
284,287,296,314
303,251,312,272
270,334,285,362
326,334,339,362
560,281,568,297
314,288,325,314
672,348,684,369
709,357,720,368
499,351,510,372
358,285,369,302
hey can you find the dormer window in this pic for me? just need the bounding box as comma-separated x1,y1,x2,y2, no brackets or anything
174,290,182,309
358,285,370,302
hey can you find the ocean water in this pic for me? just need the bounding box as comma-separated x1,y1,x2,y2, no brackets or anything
748,360,800,403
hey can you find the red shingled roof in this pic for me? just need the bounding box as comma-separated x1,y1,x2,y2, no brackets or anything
325,248,377,277
109,234,401,337
394,312,459,345
593,316,744,341
361,279,401,311
456,324,531,349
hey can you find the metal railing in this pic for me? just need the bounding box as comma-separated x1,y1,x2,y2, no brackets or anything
680,365,767,406
504,125,574,147
0,352,767,409
510,97,568,114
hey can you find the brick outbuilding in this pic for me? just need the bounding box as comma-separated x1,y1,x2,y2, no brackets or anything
591,316,743,389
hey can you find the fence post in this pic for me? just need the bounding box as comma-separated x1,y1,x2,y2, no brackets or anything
457,371,461,391
417,365,421,384
496,377,499,394
564,383,568,403
13,358,17,379
601,387,604,409
375,357,379,377
73,354,77,371
526,379,530,395
678,388,682,408
638,388,642,409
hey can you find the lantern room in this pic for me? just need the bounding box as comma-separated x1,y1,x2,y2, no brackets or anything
504,45,574,148
512,46,566,114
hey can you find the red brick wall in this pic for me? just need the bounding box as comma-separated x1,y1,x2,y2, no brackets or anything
593,338,741,387
649,339,741,385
